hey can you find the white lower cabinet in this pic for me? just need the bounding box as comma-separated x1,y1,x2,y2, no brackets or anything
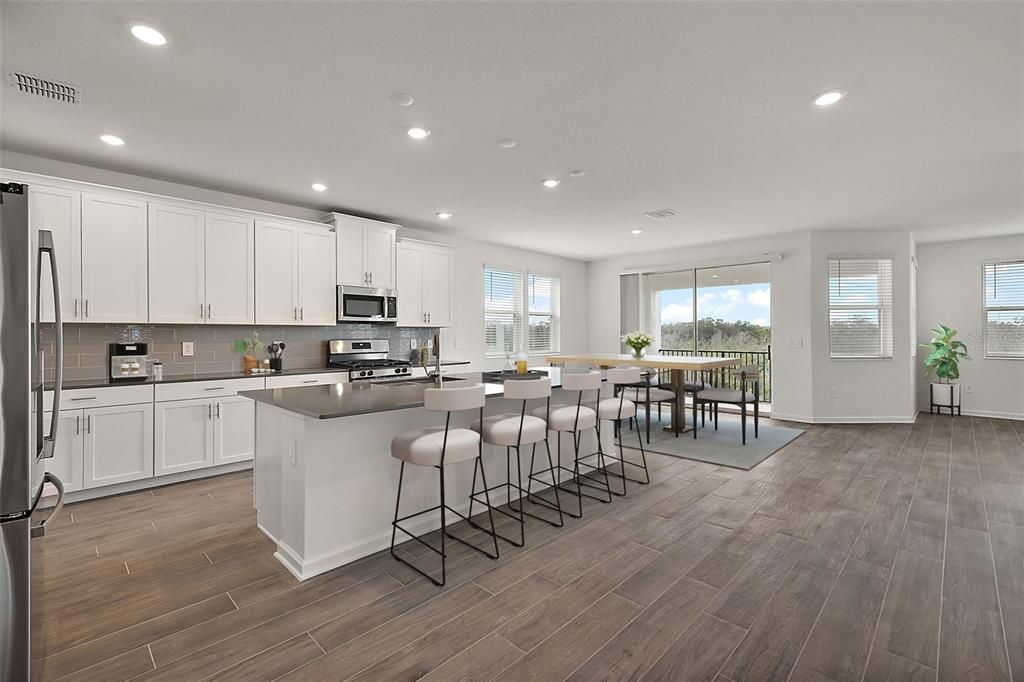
83,403,155,489
42,411,85,493
155,398,216,476
214,396,256,465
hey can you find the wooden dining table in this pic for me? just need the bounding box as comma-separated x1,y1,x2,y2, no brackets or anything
545,353,741,432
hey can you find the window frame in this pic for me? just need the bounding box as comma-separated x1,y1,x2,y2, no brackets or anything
982,259,1024,360
827,257,895,360
482,265,561,358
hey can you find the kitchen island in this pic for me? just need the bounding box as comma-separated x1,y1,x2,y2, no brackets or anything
241,368,612,580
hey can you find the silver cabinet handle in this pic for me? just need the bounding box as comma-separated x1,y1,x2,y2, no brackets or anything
70,396,97,401
300,307,304,321
208,404,213,420
216,402,221,419
75,415,80,435
207,304,212,319
200,303,205,319
74,298,79,318
86,415,92,433
37,230,63,460
369,272,373,285
293,307,297,320
85,299,89,317
203,386,225,391
302,379,317,384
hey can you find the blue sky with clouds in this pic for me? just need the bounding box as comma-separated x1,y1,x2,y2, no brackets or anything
660,283,771,327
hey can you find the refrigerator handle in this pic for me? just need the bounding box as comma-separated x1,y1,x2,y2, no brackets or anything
30,472,65,538
37,230,63,460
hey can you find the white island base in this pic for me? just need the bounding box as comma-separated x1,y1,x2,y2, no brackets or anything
253,397,612,581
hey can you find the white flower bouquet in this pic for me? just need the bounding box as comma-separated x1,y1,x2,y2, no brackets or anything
622,330,654,356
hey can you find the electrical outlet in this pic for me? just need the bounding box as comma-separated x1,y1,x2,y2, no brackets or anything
287,441,297,466
181,341,194,357
453,336,460,349
410,339,418,350
965,384,975,393
831,387,839,399
788,338,803,349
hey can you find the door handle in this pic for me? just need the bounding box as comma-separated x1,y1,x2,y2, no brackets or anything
85,299,89,317
75,415,80,435
300,307,304,321
293,307,297,320
200,303,205,319
207,304,212,319
36,230,63,460
74,298,79,318
30,472,65,538
208,404,213,420
86,415,92,433
216,402,221,419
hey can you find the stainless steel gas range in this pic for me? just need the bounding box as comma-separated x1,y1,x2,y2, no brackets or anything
327,339,413,382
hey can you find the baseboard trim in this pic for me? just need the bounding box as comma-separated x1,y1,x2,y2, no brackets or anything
769,413,918,425
958,409,1024,421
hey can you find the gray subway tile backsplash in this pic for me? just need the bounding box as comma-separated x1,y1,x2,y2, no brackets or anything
42,323,438,381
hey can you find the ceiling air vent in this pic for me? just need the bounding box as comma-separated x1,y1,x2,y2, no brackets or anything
7,71,80,105
644,208,678,220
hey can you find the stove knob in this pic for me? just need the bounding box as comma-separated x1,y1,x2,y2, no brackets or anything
395,368,402,374
359,371,366,377
402,367,409,373
366,370,374,377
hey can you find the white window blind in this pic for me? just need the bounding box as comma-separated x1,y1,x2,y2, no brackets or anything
828,258,894,358
484,267,523,357
984,260,1024,358
527,273,561,354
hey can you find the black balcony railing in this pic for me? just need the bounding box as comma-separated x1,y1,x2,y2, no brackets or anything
658,346,772,402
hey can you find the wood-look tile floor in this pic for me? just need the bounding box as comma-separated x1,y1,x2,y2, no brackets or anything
31,414,1024,681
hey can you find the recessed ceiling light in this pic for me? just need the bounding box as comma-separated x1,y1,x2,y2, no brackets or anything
733,279,739,283
631,228,642,235
99,134,125,146
814,90,846,106
569,170,586,178
390,93,414,106
311,183,327,192
712,274,719,279
436,212,453,220
497,138,517,149
407,127,430,139
130,24,167,46
542,179,560,188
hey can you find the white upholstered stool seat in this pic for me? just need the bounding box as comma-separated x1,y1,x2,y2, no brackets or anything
618,386,675,403
472,414,547,447
598,397,636,420
391,426,481,467
531,404,597,431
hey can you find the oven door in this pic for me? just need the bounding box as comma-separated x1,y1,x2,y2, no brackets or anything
337,286,396,322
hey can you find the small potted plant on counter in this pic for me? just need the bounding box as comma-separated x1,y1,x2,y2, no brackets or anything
622,330,655,358
922,324,970,416
234,330,263,374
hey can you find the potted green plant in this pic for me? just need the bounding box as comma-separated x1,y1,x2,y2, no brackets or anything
233,330,263,374
921,324,970,415
622,330,654,358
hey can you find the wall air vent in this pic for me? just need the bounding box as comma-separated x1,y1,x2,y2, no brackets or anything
644,208,678,220
7,71,80,105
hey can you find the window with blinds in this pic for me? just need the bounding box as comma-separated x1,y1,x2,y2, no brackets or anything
828,258,894,359
484,267,523,357
528,273,561,354
984,260,1024,358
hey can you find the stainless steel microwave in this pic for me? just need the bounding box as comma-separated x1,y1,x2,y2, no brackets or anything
337,285,398,323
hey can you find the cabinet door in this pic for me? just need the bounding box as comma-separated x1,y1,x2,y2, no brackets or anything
148,202,206,323
422,247,454,327
205,212,255,324
154,399,215,476
214,396,255,465
365,224,397,288
30,186,82,323
83,403,154,488
335,219,366,286
42,411,84,493
297,227,337,325
81,192,148,322
396,243,423,326
255,220,298,324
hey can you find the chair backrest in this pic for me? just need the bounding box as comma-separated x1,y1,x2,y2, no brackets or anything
503,376,552,400
733,364,760,381
606,367,643,386
424,383,486,412
561,370,602,392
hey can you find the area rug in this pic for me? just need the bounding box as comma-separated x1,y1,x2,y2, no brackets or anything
624,412,804,470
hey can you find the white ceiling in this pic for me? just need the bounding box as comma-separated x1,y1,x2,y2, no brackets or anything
1,1,1021,261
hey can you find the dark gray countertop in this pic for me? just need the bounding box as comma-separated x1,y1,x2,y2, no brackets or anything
46,360,471,391
240,367,569,420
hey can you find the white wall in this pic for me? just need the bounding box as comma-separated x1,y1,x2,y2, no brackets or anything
586,231,816,421
916,234,1024,419
1,150,589,371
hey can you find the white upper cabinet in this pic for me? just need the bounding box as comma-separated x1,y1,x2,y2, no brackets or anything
81,192,148,323
256,219,299,324
396,243,423,326
395,240,453,327
205,212,255,324
326,213,397,289
257,219,335,325
30,186,81,323
296,226,337,324
149,202,206,323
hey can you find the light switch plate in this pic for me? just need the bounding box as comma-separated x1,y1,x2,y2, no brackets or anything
181,341,194,357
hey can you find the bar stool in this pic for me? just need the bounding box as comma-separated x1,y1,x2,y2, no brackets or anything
389,383,499,586
469,376,563,547
529,371,611,519
587,367,650,495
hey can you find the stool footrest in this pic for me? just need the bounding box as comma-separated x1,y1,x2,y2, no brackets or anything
469,481,564,529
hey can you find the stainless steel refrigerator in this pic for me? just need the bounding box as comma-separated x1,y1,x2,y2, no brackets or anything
1,181,66,681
